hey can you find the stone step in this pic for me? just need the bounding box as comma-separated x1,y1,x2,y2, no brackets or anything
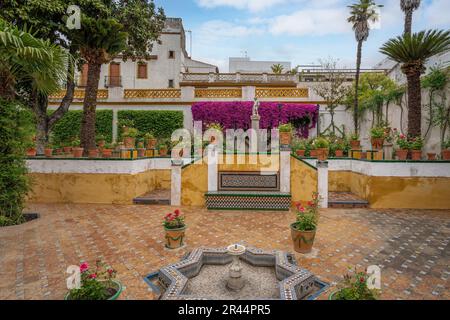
205,191,291,211
328,192,369,209
133,189,170,205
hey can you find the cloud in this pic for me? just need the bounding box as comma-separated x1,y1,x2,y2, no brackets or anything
195,0,289,12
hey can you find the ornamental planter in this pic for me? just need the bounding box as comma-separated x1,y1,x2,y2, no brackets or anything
310,149,318,158
63,146,72,154
146,138,157,149
164,226,186,249
137,148,146,158
371,138,384,150
335,150,344,158
442,150,450,160
26,148,37,157
72,147,84,158
328,291,338,300
350,140,360,150
159,148,168,157
64,280,123,301
44,148,53,158
290,223,316,254
296,150,306,157
396,149,408,160
411,150,422,161
316,148,328,161
427,153,437,161
279,132,292,146
102,149,113,158
88,149,99,158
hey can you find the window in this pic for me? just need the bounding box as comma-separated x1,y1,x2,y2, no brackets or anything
137,63,148,79
168,50,175,59
168,79,174,88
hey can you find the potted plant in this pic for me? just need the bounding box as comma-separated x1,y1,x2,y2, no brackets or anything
313,137,330,161
144,132,157,149
88,148,99,158
96,134,106,149
349,133,360,150
65,260,122,300
102,143,114,158
334,141,345,157
329,267,378,300
292,138,307,157
54,144,63,156
409,136,423,160
25,139,37,157
163,209,186,249
279,123,293,146
62,141,72,154
119,119,135,134
395,133,409,161
136,139,146,157
122,128,139,149
291,192,320,254
442,139,450,160
44,143,53,158
370,126,385,150
72,139,84,158
158,142,168,157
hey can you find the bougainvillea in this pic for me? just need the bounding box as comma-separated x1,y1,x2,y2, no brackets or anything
191,102,319,138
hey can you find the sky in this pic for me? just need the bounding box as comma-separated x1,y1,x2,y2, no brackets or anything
154,0,450,72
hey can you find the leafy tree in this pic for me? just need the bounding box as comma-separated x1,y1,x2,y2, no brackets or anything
271,64,285,74
400,0,421,35
347,0,382,134
380,30,450,137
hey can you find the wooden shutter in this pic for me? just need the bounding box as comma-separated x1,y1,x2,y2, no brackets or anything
109,63,121,86
137,63,147,79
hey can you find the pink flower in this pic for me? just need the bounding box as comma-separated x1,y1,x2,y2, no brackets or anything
80,262,89,273
107,269,114,274
360,277,365,283
89,273,97,279
174,209,180,217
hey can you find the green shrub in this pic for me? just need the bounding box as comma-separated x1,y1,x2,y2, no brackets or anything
118,110,183,139
279,123,294,133
49,110,113,143
0,100,34,226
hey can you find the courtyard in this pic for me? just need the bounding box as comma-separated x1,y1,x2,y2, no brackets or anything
1,204,448,300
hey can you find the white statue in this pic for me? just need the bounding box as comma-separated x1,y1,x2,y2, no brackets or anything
252,98,260,116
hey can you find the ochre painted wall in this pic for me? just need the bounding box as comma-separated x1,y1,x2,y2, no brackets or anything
291,157,318,204
218,154,280,172
329,171,352,192
181,159,208,207
28,170,170,204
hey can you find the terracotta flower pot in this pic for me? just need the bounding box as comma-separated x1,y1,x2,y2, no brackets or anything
396,149,408,161
164,226,186,249
316,148,328,161
310,149,318,158
410,150,422,161
63,146,72,154
279,132,292,146
427,153,437,161
72,147,84,158
102,149,113,158
26,148,37,157
290,224,316,254
44,148,53,158
296,150,306,157
335,150,344,157
371,138,384,150
442,149,450,160
123,137,135,149
88,149,99,158
350,140,361,150
146,138,157,149
137,148,146,158
159,148,168,157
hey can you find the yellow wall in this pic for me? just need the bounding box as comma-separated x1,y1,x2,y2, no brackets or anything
290,157,318,203
181,159,208,207
28,170,170,204
218,154,280,172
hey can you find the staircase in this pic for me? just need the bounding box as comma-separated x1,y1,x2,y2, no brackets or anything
328,192,369,209
133,189,170,205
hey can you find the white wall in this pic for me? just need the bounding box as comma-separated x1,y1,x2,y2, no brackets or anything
229,57,291,73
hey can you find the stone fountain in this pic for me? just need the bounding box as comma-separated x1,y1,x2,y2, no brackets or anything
226,244,246,291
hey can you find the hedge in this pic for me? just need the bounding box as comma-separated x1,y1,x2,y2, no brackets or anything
117,110,184,138
50,110,113,143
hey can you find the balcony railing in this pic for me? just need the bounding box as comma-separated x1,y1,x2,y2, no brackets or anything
180,72,297,84
104,76,122,88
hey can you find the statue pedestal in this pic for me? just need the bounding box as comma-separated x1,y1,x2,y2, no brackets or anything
251,115,263,152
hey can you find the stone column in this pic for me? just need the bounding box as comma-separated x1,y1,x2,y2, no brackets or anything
317,161,329,209
112,109,118,143
280,147,291,193
207,145,219,192
181,86,195,101
171,160,183,206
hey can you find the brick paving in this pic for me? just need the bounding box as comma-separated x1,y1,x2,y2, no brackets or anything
0,204,448,300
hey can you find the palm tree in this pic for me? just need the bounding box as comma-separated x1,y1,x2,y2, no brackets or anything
400,0,421,35
271,64,284,74
71,17,127,153
348,0,382,135
380,30,450,137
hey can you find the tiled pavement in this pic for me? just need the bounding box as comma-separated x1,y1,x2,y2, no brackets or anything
0,204,449,300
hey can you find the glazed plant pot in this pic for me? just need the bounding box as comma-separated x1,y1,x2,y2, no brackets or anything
159,148,168,157
328,291,339,300
102,149,113,158
64,280,123,301
137,148,146,158
123,137,135,149
335,150,344,158
279,132,292,146
410,150,422,161
427,153,437,161
26,148,37,157
72,147,84,158
442,150,450,160
310,149,318,158
290,224,316,254
88,149,98,158
396,149,408,161
63,146,72,154
350,140,360,150
44,148,53,158
316,148,328,161
371,138,384,150
165,226,186,249
296,150,306,157
146,138,157,149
